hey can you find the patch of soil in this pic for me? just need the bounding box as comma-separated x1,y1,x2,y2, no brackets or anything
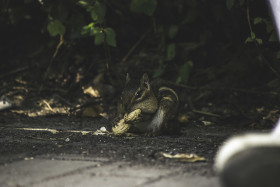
0,108,269,177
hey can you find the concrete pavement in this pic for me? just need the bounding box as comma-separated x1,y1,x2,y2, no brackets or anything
0,154,220,187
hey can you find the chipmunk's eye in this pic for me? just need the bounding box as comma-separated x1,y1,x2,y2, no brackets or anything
135,90,143,99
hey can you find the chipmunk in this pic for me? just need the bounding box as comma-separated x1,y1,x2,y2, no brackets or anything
114,73,179,134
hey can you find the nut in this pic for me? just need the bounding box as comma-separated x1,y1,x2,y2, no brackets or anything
112,109,141,135
124,109,141,122
112,119,131,135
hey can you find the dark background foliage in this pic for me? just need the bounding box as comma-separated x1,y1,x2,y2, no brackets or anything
1,0,280,127
1,0,279,83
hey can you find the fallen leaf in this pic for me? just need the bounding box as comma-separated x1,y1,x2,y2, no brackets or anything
256,107,264,113
83,86,100,97
160,152,205,162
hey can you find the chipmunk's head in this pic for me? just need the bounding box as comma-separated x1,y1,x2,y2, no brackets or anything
118,73,158,114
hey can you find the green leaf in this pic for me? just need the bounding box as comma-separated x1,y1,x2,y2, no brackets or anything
226,0,234,10
94,32,104,46
244,32,261,44
166,43,176,61
244,37,253,44
82,23,101,36
130,0,157,16
81,22,94,35
168,25,179,39
90,1,106,23
254,17,263,25
251,32,256,39
255,38,262,45
176,61,193,84
92,26,101,36
77,0,89,7
153,64,166,78
47,20,65,37
104,28,117,47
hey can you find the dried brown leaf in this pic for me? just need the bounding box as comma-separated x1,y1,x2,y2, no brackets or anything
160,152,205,162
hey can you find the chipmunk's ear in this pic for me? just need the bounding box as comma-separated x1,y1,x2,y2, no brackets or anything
125,73,131,84
141,73,150,88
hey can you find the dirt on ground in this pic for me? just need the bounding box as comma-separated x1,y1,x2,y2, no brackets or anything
0,109,242,177
0,71,278,176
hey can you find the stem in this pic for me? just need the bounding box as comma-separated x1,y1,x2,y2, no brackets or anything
52,34,64,59
246,0,253,34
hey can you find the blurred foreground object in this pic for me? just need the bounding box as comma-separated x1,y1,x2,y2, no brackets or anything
268,0,280,39
214,120,280,187
214,1,280,186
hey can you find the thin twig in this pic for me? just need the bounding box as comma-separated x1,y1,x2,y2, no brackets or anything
42,100,55,112
44,34,64,79
246,1,253,34
120,30,150,64
192,109,221,118
0,66,29,79
102,26,112,71
52,34,64,60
